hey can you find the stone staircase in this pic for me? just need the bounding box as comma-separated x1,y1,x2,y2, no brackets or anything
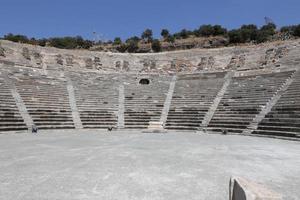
124,75,171,129
206,71,294,134
165,72,227,130
11,69,75,130
201,71,234,128
0,75,28,132
252,70,300,138
70,72,119,129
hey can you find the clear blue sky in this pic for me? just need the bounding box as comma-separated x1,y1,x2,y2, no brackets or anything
1,0,299,41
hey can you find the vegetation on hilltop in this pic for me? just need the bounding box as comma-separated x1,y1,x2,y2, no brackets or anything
2,23,300,53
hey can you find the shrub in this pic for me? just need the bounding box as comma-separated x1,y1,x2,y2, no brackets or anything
116,43,128,53
228,29,243,43
212,25,227,36
240,24,258,42
197,25,215,36
4,33,29,43
151,39,161,52
179,29,190,39
141,29,153,43
113,37,122,45
256,23,277,43
166,35,175,43
161,29,170,39
48,36,92,49
126,40,139,53
293,25,300,37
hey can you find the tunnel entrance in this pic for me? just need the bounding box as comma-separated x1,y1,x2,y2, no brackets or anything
139,78,150,85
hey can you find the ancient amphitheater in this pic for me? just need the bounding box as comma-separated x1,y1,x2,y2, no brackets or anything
0,39,300,200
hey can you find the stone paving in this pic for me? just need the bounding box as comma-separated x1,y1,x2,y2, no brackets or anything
0,130,299,200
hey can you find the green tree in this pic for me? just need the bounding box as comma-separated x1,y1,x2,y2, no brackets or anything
228,29,243,43
166,35,175,43
113,37,122,45
126,40,139,53
197,25,215,36
179,29,190,39
240,24,258,42
116,43,128,53
151,39,162,52
212,25,227,36
293,25,300,37
141,29,153,43
4,33,29,43
161,29,170,39
126,36,140,43
256,23,277,43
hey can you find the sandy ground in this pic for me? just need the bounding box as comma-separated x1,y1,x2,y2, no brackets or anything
0,130,299,200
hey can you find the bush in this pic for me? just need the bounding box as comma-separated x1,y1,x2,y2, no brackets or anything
48,36,92,49
126,36,140,43
179,29,188,39
116,43,128,53
4,33,29,43
166,35,175,43
240,24,258,42
280,25,300,37
151,39,161,52
293,25,300,37
126,40,139,53
197,25,214,36
228,29,243,43
212,25,227,36
161,29,170,39
256,23,277,43
141,29,153,43
113,37,122,45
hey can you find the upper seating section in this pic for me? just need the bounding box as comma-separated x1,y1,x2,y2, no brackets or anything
165,72,226,130
70,72,119,129
0,77,27,132
10,69,74,130
207,71,294,133
253,71,300,138
124,75,171,129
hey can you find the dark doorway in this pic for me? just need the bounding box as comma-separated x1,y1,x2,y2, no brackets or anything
139,78,150,85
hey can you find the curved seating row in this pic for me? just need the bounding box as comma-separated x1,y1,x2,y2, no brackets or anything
0,65,299,139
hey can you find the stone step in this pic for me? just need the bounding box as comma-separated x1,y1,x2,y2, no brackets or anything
212,114,256,118
165,126,198,130
82,122,116,125
207,124,247,129
209,121,250,125
36,125,75,130
34,122,74,126
166,122,202,126
0,126,28,132
205,127,243,133
0,123,26,126
257,125,300,133
166,119,203,123
259,121,300,127
252,130,300,138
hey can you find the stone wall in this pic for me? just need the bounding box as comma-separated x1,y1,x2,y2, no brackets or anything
0,39,299,75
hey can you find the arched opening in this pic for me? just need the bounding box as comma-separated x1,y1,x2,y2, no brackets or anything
139,78,150,85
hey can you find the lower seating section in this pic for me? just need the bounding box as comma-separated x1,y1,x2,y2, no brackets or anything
1,63,299,140
70,72,119,129
0,77,27,132
253,71,300,138
165,72,226,130
207,71,294,133
12,69,74,130
124,75,171,129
